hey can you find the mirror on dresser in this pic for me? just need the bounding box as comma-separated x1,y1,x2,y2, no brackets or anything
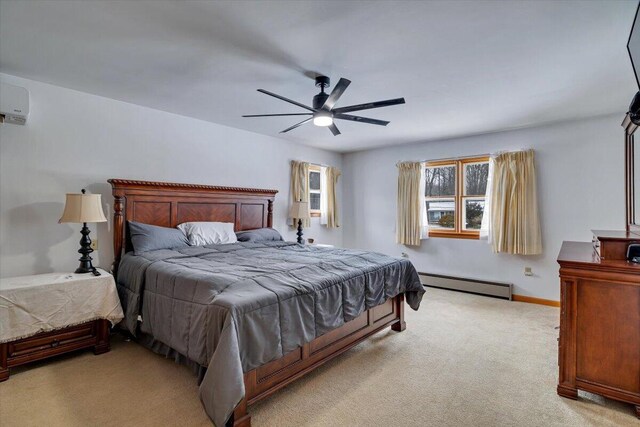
623,113,640,235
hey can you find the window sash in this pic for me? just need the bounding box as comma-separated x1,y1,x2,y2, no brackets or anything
463,160,489,197
308,166,322,216
462,197,486,231
425,197,456,230
309,170,321,191
425,163,456,197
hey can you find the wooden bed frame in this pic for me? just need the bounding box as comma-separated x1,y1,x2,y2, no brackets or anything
108,179,406,427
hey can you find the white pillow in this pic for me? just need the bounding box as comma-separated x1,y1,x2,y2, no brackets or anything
177,222,238,246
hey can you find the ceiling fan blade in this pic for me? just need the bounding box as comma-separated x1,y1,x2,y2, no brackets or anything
332,97,406,114
280,118,313,133
243,113,312,117
328,123,341,136
322,78,351,110
257,89,316,112
334,113,389,126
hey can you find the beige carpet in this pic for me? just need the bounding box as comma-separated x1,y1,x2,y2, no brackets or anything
0,288,637,427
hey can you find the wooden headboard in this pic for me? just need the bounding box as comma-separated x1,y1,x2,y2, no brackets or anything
108,179,278,275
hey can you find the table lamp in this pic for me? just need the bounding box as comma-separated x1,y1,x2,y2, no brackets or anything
289,201,309,244
59,189,107,275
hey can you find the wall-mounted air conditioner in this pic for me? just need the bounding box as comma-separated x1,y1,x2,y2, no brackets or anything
0,82,29,125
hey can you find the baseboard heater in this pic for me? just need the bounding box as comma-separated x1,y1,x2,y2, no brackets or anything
418,272,513,300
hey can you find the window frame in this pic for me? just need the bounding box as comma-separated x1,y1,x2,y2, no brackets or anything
424,156,489,240
308,165,322,217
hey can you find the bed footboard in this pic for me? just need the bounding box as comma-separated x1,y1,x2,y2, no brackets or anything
229,293,406,427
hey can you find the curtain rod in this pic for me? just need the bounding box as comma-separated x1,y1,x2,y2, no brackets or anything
397,148,532,166
310,162,329,168
396,153,489,166
293,160,333,168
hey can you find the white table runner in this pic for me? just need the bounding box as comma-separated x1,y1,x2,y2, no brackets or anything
0,269,124,343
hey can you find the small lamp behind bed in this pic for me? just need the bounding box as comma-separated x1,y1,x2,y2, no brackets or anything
59,189,107,275
289,201,309,244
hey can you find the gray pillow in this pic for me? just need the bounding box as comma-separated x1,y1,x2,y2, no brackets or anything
235,227,284,243
128,221,189,254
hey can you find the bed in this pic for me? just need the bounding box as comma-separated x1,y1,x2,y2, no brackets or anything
108,179,425,427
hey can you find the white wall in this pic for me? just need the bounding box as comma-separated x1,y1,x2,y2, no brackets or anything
0,74,342,278
0,72,625,301
342,114,625,300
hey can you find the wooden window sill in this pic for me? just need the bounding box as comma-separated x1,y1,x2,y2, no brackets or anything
428,231,480,240
310,212,321,218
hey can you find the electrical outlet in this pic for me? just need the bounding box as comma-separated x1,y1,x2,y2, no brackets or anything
524,266,533,276
90,239,98,251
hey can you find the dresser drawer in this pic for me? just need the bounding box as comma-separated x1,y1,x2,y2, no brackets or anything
7,322,97,358
1,319,111,382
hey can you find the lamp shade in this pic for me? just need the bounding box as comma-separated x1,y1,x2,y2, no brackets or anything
59,192,107,223
289,201,309,219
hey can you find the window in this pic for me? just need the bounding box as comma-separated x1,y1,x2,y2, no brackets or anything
425,156,489,239
308,165,321,217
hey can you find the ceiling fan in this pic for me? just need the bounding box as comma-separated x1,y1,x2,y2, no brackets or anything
242,75,405,136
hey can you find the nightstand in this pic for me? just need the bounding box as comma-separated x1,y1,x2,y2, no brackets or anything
0,269,124,381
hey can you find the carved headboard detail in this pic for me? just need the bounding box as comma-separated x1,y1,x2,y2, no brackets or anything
108,179,278,275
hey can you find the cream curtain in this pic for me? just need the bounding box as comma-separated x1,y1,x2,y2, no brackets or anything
290,160,310,227
488,149,542,255
397,161,424,246
320,166,341,228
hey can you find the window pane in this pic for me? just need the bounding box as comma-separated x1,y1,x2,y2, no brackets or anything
464,162,489,196
425,165,456,197
309,171,321,190
463,199,485,230
310,193,321,210
426,199,455,229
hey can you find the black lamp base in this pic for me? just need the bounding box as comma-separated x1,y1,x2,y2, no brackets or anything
296,219,305,244
75,223,101,276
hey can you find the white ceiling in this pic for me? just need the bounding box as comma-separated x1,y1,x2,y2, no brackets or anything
0,0,637,152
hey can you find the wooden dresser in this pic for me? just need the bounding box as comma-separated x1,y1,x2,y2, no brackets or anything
557,232,640,418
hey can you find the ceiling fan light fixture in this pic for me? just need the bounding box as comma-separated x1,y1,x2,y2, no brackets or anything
313,113,333,127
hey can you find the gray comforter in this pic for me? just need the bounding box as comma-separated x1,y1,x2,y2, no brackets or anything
116,241,424,426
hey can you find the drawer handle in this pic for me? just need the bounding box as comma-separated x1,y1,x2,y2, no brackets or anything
51,340,59,348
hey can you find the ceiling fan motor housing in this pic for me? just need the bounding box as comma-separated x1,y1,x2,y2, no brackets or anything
313,92,329,110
